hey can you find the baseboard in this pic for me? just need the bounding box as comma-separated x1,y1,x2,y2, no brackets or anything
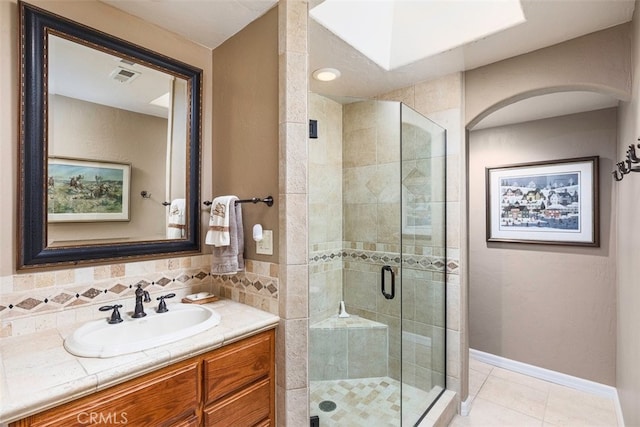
460,396,472,417
468,349,629,425
470,349,627,425
469,349,618,399
613,392,626,427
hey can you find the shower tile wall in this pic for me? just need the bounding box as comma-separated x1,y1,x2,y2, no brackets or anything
309,94,449,394
401,107,447,390
341,100,447,389
341,100,401,381
309,316,388,380
309,93,343,325
380,72,465,398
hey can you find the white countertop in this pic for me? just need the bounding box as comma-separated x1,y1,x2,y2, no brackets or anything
0,299,279,424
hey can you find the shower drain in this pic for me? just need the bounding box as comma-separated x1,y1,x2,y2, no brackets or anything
319,400,337,412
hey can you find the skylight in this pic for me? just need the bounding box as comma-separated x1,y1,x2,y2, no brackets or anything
310,0,526,71
150,92,170,109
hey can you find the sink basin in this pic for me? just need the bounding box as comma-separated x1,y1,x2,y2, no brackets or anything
64,303,221,358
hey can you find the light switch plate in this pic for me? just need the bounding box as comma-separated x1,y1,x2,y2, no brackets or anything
256,230,273,255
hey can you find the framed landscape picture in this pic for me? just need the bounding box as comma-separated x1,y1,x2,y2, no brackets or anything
47,157,131,222
486,156,599,246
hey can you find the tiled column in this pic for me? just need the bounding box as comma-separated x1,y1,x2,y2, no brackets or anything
277,1,309,426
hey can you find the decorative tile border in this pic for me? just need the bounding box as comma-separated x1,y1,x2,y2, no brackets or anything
0,255,214,338
211,259,279,315
310,244,459,275
0,269,212,320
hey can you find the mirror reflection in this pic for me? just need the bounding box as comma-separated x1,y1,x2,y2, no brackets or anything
19,1,202,268
46,34,188,246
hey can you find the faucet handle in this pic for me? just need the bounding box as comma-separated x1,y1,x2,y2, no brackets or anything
156,293,176,313
99,304,123,324
136,283,152,303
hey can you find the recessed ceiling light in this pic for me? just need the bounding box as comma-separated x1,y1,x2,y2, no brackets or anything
312,68,341,82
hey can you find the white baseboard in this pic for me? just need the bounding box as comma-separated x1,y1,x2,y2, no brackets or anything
470,349,616,398
460,396,472,417
614,393,626,427
469,349,625,426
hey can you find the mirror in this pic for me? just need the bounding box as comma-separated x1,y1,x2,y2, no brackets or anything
19,2,202,268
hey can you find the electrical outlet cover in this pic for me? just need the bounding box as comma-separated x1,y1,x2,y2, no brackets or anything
256,230,273,255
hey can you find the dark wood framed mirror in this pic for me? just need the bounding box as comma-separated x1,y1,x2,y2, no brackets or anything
18,2,202,269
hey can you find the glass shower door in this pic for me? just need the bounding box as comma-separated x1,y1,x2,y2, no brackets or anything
400,104,447,425
308,95,446,426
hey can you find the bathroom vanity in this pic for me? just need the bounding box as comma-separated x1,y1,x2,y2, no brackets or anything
0,300,278,426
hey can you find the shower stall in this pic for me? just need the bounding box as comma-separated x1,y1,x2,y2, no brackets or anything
308,94,447,426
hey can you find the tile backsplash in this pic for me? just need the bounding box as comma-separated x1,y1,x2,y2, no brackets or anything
0,256,279,338
211,259,279,315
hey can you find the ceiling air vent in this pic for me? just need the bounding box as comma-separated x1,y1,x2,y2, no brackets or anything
109,66,141,84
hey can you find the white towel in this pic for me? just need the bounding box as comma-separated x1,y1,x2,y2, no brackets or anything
166,198,185,239
210,197,245,275
205,196,235,246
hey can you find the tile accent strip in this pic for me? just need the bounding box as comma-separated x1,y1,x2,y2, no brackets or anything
210,259,279,315
0,255,213,338
309,244,459,274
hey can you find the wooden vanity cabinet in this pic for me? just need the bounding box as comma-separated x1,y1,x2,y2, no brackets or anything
10,329,275,427
11,359,201,427
203,330,275,426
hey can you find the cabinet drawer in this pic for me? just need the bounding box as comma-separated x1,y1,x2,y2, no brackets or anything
204,377,271,427
14,360,200,427
203,329,274,404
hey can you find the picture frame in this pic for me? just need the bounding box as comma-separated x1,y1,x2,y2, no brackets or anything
486,156,599,246
47,157,131,222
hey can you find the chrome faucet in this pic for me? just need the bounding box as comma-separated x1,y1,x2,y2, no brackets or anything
132,284,151,318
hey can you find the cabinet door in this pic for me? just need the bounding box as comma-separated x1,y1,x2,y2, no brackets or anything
14,360,200,427
170,416,200,427
203,378,271,427
203,329,274,404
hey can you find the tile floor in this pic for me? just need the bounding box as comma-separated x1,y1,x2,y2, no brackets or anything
450,358,620,427
310,377,443,426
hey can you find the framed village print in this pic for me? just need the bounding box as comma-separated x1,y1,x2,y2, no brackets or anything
47,157,131,222
486,156,599,246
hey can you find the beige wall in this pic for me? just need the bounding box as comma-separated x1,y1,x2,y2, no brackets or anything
208,7,280,314
465,20,635,404
616,1,640,425
465,23,632,128
212,8,279,262
468,109,618,385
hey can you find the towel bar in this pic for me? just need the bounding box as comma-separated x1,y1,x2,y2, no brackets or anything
203,196,274,207
140,190,171,206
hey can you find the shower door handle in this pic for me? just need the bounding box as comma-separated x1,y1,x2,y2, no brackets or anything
381,265,395,300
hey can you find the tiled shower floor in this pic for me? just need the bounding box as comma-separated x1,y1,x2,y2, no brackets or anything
310,377,444,426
